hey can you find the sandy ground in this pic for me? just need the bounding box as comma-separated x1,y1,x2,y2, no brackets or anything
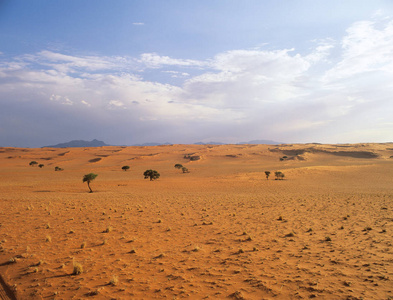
0,143,393,299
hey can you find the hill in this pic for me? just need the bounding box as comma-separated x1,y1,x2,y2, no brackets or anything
43,139,109,148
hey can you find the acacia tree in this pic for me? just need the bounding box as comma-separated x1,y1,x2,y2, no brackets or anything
265,171,271,180
174,164,183,169
122,165,130,171
143,169,160,181
182,167,189,173
275,171,285,180
29,161,38,167
38,164,44,168
83,173,98,193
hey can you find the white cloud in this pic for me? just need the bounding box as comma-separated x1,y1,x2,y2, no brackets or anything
1,15,393,146
139,53,206,68
133,22,145,26
324,18,393,81
81,100,91,107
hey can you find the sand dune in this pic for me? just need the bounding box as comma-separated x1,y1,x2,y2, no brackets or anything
0,143,393,299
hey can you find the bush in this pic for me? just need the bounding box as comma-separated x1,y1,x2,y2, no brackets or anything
83,173,98,193
275,171,285,180
29,161,38,167
143,169,160,181
174,164,183,169
122,165,130,171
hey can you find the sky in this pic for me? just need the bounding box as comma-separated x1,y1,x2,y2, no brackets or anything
1,0,393,147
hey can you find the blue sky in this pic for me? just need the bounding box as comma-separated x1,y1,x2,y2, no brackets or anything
1,0,393,147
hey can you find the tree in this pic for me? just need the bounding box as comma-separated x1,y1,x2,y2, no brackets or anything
182,167,189,173
83,173,98,193
143,169,160,181
55,166,64,171
275,171,285,180
265,171,271,180
29,161,38,167
122,165,130,171
38,164,44,168
174,164,183,169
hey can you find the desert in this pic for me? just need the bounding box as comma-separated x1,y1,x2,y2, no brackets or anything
0,143,393,299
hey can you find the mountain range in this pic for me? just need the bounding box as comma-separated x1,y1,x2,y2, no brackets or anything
43,139,281,148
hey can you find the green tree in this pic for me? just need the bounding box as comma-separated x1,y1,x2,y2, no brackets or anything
29,161,38,167
182,167,189,173
275,171,285,180
265,171,271,180
83,173,98,193
55,166,64,171
143,169,160,181
38,164,44,168
174,164,183,169
122,165,130,171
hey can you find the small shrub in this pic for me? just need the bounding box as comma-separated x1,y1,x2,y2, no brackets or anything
104,226,112,233
83,173,98,193
192,246,200,252
72,261,83,275
275,171,285,180
174,164,183,169
182,167,190,173
29,161,38,167
121,165,130,171
38,164,44,168
109,275,119,286
143,169,160,181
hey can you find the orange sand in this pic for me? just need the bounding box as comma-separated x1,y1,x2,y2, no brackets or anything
0,143,393,299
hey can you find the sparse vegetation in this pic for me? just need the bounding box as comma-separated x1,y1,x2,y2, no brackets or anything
182,167,189,173
109,275,119,286
38,164,44,168
54,166,64,171
265,171,271,180
121,165,130,171
143,169,160,181
104,226,113,233
29,161,38,167
174,164,183,169
83,173,98,193
275,171,285,180
72,261,83,275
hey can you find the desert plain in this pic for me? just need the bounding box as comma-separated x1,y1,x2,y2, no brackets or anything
0,143,393,300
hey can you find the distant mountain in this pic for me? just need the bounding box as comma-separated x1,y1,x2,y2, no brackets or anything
43,139,282,148
43,139,110,148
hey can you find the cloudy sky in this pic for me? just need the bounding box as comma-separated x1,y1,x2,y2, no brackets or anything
1,1,393,147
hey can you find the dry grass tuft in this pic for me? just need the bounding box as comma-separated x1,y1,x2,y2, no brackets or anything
109,275,119,286
72,261,83,275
